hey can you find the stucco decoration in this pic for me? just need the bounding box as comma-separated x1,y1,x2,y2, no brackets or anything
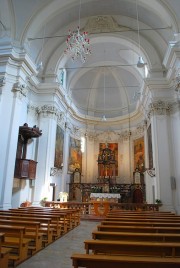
95,131,119,142
132,124,145,139
0,76,6,88
12,82,27,99
0,76,6,95
147,100,172,119
170,101,180,114
85,15,130,34
27,104,39,118
118,130,131,142
37,105,63,120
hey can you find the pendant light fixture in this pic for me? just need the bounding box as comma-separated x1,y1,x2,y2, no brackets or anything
102,68,107,121
136,0,145,68
64,0,91,63
37,25,46,72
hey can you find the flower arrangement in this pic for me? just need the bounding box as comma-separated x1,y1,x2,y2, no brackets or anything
20,200,32,207
110,186,119,193
40,197,48,207
155,199,162,204
59,192,68,202
91,186,102,193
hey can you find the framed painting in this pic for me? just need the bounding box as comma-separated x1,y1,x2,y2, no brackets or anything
99,143,118,176
54,125,64,168
68,136,82,173
134,137,145,172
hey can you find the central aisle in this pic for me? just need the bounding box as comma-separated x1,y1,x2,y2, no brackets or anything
17,221,99,268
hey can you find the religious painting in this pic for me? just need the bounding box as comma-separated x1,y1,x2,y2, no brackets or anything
147,124,153,169
134,137,145,172
68,137,82,173
99,143,118,176
54,125,64,168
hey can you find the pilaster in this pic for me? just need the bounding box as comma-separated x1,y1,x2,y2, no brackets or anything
147,100,175,211
0,79,28,209
32,105,62,204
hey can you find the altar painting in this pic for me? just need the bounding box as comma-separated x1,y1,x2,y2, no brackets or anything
54,125,64,168
134,137,145,172
68,137,82,173
99,143,118,176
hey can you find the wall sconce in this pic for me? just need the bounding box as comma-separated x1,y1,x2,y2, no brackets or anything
144,167,155,177
136,164,155,177
50,163,63,176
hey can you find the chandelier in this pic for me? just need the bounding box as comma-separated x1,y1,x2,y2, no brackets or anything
64,26,91,63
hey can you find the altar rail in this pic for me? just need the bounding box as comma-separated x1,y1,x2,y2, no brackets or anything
44,202,161,214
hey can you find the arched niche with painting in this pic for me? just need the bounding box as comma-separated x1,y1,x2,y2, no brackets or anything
133,169,144,184
72,168,81,183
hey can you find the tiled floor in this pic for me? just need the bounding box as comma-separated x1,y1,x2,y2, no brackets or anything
17,221,99,268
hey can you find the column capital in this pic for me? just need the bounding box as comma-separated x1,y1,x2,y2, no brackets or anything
37,104,63,120
146,100,172,119
12,82,28,99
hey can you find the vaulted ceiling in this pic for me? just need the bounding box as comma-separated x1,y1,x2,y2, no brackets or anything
1,0,179,127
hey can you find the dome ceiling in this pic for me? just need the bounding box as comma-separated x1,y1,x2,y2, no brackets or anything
1,0,179,124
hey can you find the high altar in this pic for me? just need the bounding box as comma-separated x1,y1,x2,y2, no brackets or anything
69,144,145,206
89,145,120,204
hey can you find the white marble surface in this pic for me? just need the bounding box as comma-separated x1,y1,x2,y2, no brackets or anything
90,193,120,198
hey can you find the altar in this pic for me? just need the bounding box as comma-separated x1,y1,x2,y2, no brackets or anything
90,193,120,203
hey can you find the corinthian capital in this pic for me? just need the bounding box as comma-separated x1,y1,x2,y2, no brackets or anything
118,130,131,142
147,100,172,119
37,105,63,119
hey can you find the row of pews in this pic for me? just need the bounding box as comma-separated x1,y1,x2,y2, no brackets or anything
71,210,180,268
0,206,81,267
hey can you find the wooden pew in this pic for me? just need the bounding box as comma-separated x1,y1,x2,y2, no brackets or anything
92,230,180,242
97,224,180,233
101,220,180,227
71,253,180,268
0,219,43,254
108,210,175,216
44,208,81,228
0,225,32,266
2,207,81,226
84,239,180,257
10,207,80,231
105,216,180,222
105,212,180,218
0,233,11,268
18,207,81,228
0,214,54,246
107,211,178,219
4,210,67,235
